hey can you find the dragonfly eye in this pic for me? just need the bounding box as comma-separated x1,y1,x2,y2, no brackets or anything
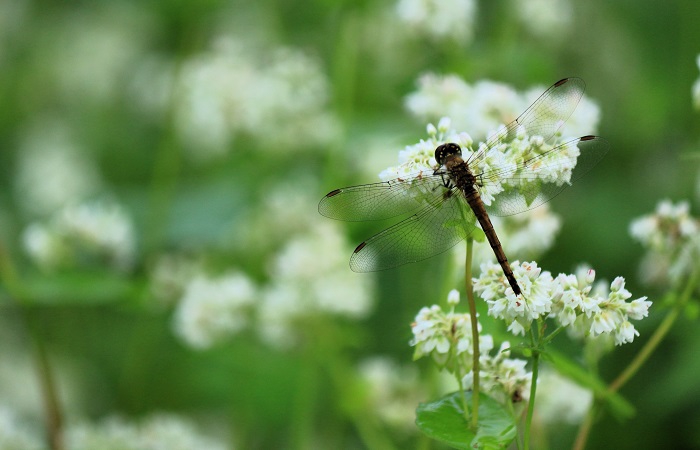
435,143,462,165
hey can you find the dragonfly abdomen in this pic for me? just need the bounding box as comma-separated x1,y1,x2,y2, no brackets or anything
450,159,523,297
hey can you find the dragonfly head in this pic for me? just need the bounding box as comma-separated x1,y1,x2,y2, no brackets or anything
435,143,462,166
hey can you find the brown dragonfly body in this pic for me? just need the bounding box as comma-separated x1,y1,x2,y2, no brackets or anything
438,142,522,296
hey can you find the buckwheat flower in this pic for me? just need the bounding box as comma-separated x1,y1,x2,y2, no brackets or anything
173,271,255,349
474,261,554,335
66,414,228,450
693,55,700,110
410,292,493,372
14,120,102,216
463,342,532,404
22,200,136,272
553,272,651,345
514,0,573,40
174,37,339,160
358,357,424,433
535,369,592,425
258,222,373,348
396,0,476,44
0,405,43,450
630,199,700,284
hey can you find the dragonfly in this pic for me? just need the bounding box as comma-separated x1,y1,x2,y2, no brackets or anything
318,78,609,296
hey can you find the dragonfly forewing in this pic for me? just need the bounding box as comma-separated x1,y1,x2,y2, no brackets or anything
319,173,448,222
350,189,476,272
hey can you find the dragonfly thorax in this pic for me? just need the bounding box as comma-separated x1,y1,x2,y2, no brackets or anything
435,143,462,166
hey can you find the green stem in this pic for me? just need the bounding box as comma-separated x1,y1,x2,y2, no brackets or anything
0,243,63,450
291,343,318,450
465,238,480,429
523,322,541,450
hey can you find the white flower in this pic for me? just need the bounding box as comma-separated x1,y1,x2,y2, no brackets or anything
463,342,531,404
173,37,339,160
406,75,600,141
535,369,592,425
410,294,489,373
173,272,256,349
630,199,700,285
396,0,477,44
13,120,102,216
22,200,136,272
149,254,204,306
474,261,651,345
473,261,554,335
259,222,373,348
66,414,228,450
514,0,573,40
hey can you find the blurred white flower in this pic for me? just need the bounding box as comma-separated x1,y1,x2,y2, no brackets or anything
405,75,600,141
22,200,136,272
693,55,700,110
173,272,256,349
48,4,153,106
630,199,700,285
66,414,228,450
173,37,340,160
535,369,592,425
358,357,424,433
396,0,477,44
259,222,373,348
513,0,573,40
473,261,651,344
14,121,101,216
0,405,43,450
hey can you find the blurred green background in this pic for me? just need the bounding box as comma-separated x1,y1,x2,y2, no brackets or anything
1,0,699,448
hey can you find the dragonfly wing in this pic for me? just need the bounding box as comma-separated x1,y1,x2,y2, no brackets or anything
484,136,609,217
350,189,475,272
470,78,586,166
319,172,447,222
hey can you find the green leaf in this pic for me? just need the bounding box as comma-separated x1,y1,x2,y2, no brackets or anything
415,391,516,449
544,350,635,420
19,271,139,305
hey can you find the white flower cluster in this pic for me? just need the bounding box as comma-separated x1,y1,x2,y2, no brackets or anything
259,222,373,348
173,271,256,349
473,261,652,345
66,414,228,450
514,0,573,41
463,342,532,405
379,117,577,210
22,200,136,272
13,120,102,217
405,74,600,141
630,199,700,285
171,37,340,160
396,0,476,44
411,290,531,403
